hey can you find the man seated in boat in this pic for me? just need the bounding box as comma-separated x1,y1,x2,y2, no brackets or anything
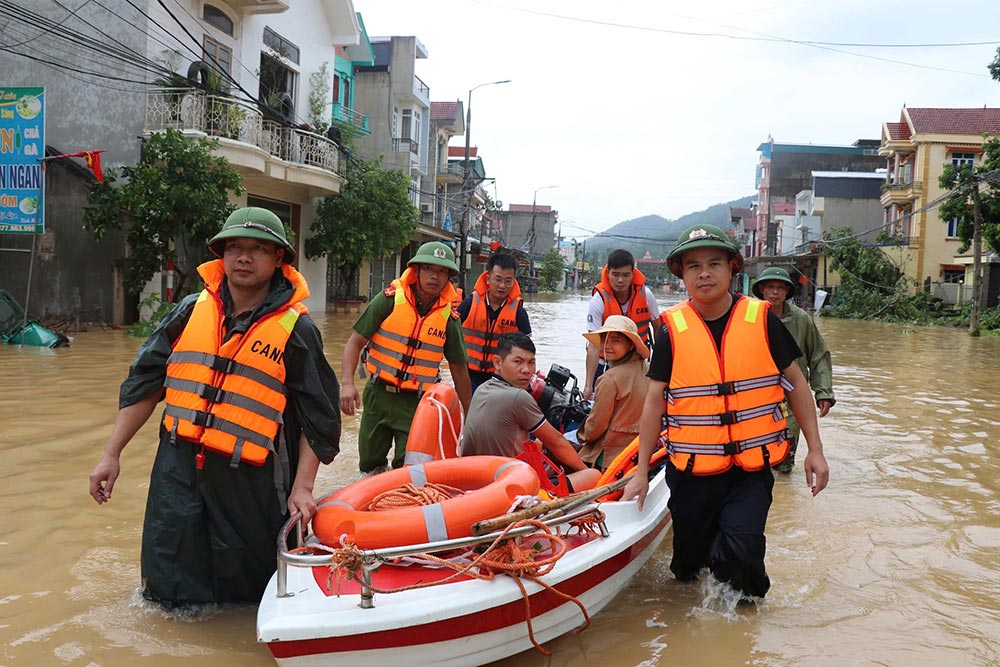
575,315,650,471
461,333,602,493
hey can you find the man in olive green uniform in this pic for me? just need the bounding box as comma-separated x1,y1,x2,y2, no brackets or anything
341,242,471,473
753,267,835,473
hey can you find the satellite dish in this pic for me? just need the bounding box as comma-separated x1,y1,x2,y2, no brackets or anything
494,200,503,208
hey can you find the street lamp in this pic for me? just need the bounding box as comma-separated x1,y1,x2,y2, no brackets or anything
459,79,511,288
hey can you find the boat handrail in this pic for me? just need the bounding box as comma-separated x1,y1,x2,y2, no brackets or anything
273,504,609,600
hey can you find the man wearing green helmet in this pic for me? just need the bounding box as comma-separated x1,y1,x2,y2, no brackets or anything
623,224,829,602
753,267,835,474
341,241,472,473
88,206,341,607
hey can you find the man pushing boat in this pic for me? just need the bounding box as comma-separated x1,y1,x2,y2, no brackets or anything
622,224,829,602
341,242,472,473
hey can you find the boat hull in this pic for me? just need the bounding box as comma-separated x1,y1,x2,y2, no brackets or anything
258,470,671,667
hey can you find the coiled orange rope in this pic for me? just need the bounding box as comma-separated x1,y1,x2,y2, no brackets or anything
368,482,465,511
300,483,595,655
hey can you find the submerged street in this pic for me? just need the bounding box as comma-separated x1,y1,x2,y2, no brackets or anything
2,292,999,666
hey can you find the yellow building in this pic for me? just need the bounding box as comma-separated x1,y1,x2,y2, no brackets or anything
879,107,1000,293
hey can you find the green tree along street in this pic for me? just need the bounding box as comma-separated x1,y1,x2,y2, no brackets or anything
822,227,969,325
538,247,566,291
82,130,245,300
305,158,419,296
937,138,1000,335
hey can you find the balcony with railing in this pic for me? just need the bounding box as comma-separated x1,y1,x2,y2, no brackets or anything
144,88,342,195
332,102,370,135
880,179,923,206
392,136,420,155
413,75,430,105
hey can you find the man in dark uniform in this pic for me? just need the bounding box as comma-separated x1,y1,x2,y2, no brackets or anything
88,207,341,607
623,224,829,600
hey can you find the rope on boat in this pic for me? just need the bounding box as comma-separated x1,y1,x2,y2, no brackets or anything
426,394,464,459
368,482,465,511
309,516,590,656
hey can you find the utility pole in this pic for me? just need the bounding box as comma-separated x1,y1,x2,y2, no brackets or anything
528,184,557,279
970,176,985,335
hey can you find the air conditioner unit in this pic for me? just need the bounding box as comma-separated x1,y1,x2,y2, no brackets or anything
420,203,433,214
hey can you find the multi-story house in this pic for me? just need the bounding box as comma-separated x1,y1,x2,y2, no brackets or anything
879,106,1000,298
0,0,361,322
756,137,883,255
353,35,451,296
498,203,558,288
729,206,760,259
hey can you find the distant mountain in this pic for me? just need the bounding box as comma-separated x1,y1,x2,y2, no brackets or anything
583,195,756,258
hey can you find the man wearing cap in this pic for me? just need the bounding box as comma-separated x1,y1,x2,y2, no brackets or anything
341,241,472,473
457,252,532,393
622,224,829,601
584,249,659,400
576,315,650,469
88,206,341,607
753,267,835,474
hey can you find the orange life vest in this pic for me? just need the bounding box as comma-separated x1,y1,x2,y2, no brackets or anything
461,271,523,375
364,267,459,392
660,295,791,475
594,266,653,350
162,260,309,467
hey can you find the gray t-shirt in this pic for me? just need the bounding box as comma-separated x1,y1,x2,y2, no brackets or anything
461,376,546,458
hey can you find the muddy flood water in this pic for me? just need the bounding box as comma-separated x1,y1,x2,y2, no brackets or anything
2,292,999,666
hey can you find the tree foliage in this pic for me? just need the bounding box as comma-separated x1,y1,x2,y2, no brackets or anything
538,247,566,291
823,227,910,319
305,158,419,295
937,137,1000,255
83,130,245,299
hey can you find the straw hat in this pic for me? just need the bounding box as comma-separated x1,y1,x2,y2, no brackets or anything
582,315,649,359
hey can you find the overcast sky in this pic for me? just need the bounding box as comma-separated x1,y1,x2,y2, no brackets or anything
352,0,1000,239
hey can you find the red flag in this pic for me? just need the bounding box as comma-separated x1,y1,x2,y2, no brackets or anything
83,150,104,183
43,150,105,183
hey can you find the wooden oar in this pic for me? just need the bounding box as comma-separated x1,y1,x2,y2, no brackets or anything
471,475,631,536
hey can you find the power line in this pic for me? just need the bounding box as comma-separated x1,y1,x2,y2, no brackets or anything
475,1,992,77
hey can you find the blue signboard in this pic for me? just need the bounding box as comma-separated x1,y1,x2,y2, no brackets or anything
0,87,45,234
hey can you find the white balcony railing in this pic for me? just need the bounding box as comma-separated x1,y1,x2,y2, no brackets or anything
145,88,338,175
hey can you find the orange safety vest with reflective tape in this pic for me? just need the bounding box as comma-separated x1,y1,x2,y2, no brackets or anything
462,271,523,375
364,267,459,392
162,260,309,467
661,295,790,475
593,266,653,351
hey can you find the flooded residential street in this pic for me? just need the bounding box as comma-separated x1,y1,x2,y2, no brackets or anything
2,292,999,666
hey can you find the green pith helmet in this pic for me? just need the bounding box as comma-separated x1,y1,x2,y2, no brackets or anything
208,207,295,262
752,266,796,299
666,224,743,278
407,241,459,275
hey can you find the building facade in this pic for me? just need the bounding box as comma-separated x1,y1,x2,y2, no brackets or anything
756,137,883,255
0,0,361,322
879,106,1000,296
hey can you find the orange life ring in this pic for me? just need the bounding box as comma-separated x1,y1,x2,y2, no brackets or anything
403,383,462,465
596,435,668,501
312,456,540,549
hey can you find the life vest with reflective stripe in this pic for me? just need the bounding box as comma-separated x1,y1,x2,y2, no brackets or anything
161,260,309,467
661,295,789,475
462,271,523,375
364,267,459,392
593,266,653,351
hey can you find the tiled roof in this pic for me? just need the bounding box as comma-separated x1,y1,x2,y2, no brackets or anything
448,146,476,157
430,101,460,122
885,121,910,141
904,108,1000,136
